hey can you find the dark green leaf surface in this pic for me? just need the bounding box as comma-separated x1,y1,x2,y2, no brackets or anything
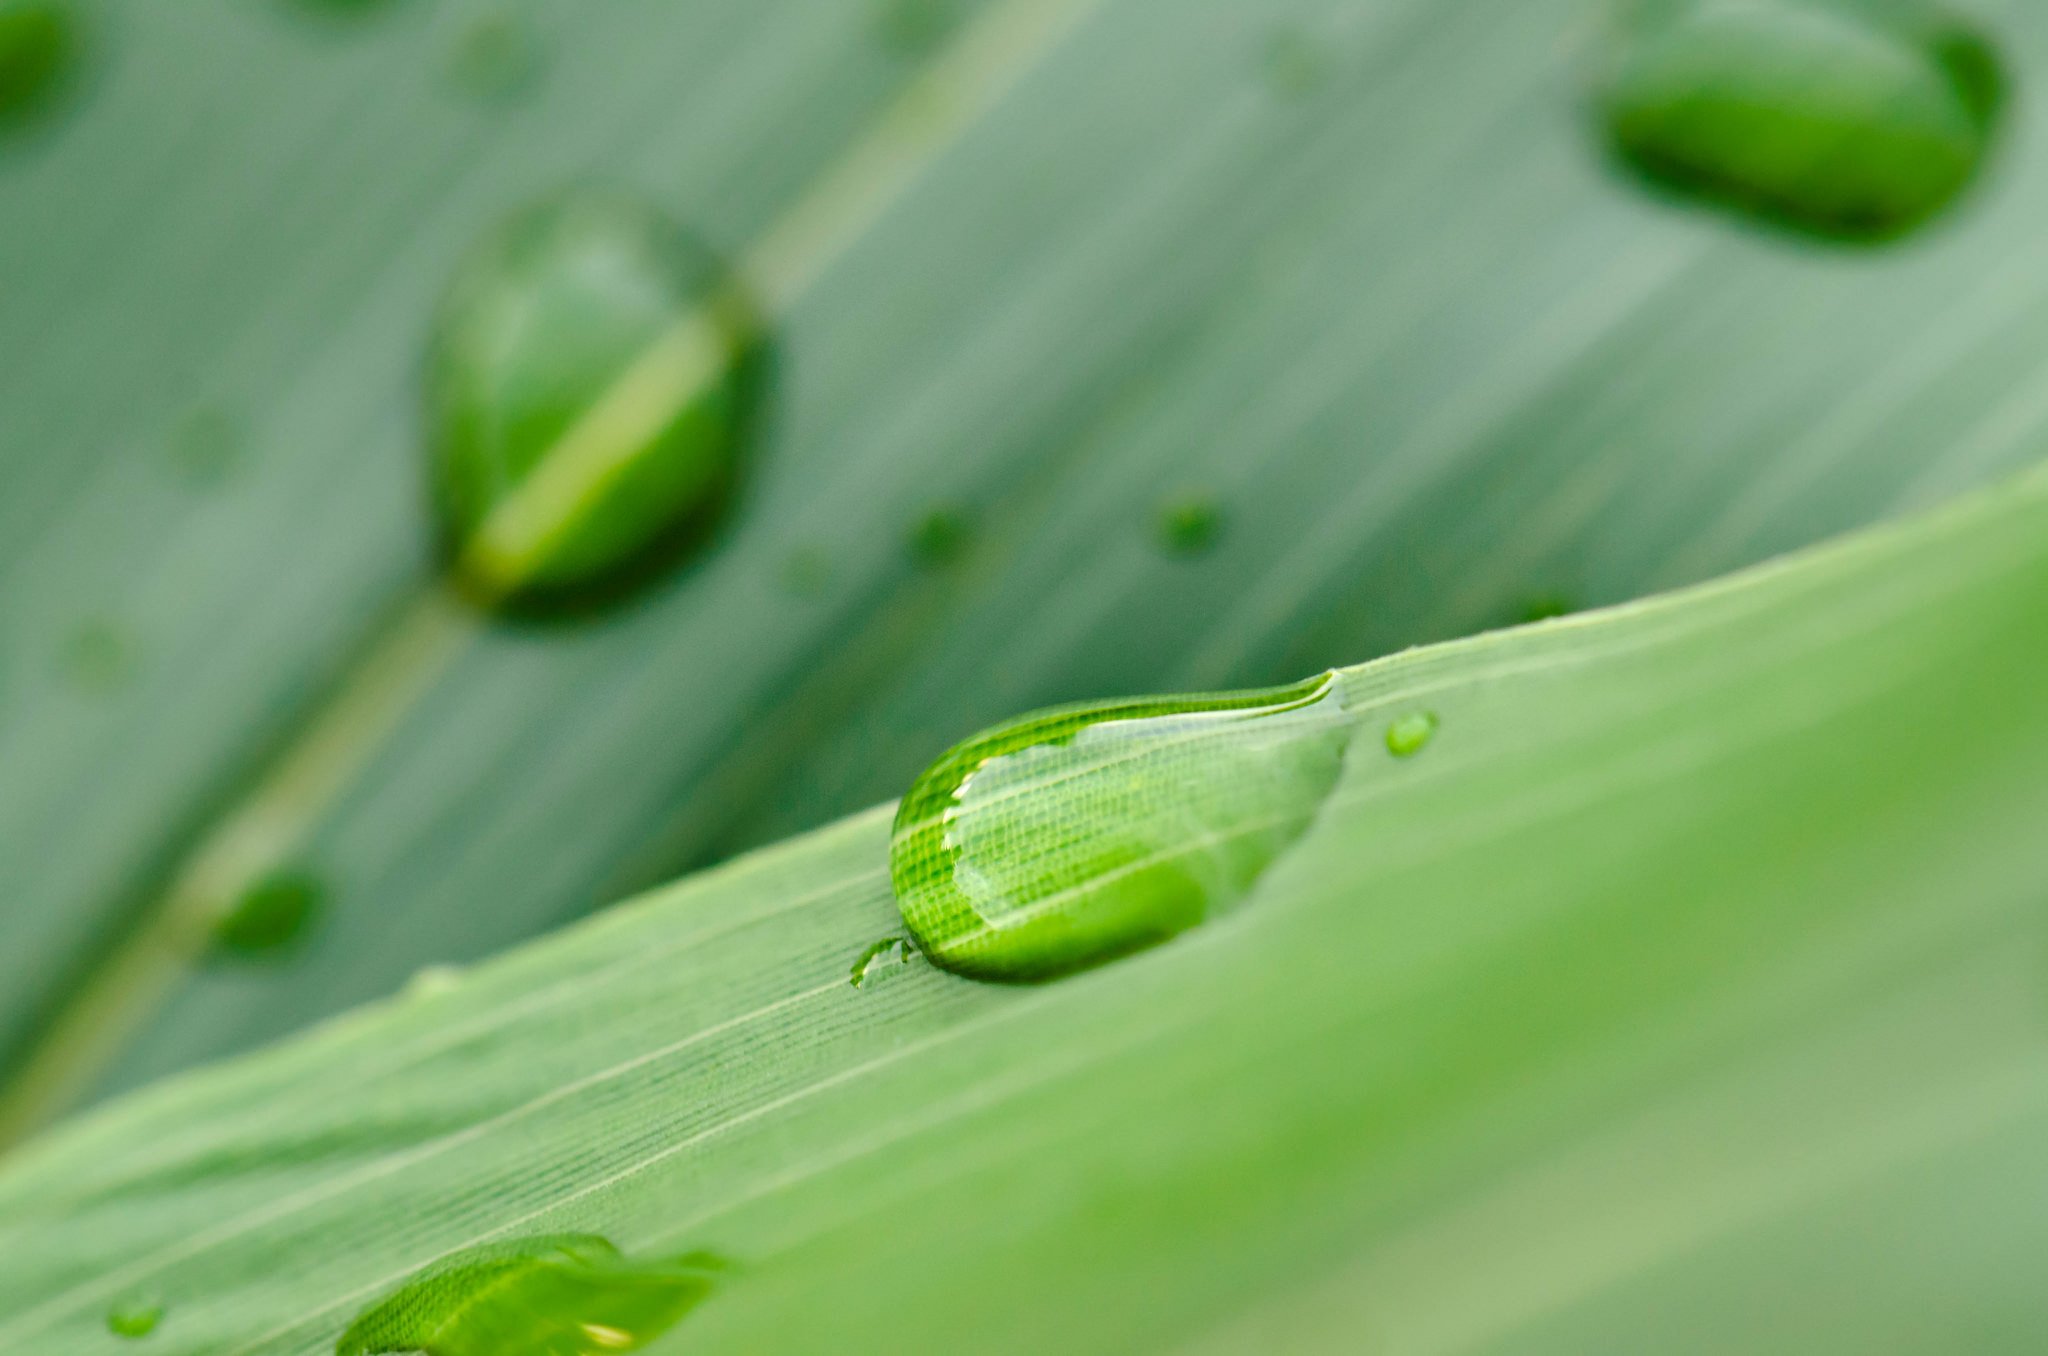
3,0,2048,1134
0,460,2044,1354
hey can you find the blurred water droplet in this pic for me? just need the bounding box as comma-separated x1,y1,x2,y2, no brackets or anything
905,506,972,569
0,1,74,130
168,407,245,488
1596,0,2003,242
448,7,541,101
106,1298,163,1339
212,871,324,959
1261,24,1331,98
428,190,769,615
892,672,1352,981
873,0,960,54
1384,711,1437,759
404,963,464,999
1155,494,1224,557
778,544,832,598
1518,592,1577,623
335,1234,725,1356
850,936,917,988
59,618,136,694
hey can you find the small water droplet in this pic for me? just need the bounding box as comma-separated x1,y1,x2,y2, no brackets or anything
428,190,769,615
106,1298,163,1339
1155,494,1224,557
850,936,917,988
778,544,832,598
891,672,1352,981
873,0,960,54
905,506,972,570
1596,0,2003,242
404,963,464,999
1260,24,1331,98
335,1234,725,1356
1518,592,1576,623
1384,711,1437,759
168,406,245,488
448,8,541,101
0,1,75,130
212,871,324,959
59,618,136,694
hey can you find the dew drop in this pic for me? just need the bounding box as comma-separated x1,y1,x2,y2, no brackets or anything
211,871,324,959
59,618,136,694
106,1298,163,1339
404,962,464,999
905,505,972,569
335,1235,725,1356
1384,711,1438,759
891,672,1352,982
1155,493,1224,558
0,1,74,130
428,191,769,615
1595,0,2004,242
850,935,917,989
1518,592,1576,623
448,7,541,101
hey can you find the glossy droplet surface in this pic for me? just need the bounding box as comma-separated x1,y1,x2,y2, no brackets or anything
106,1299,163,1339
336,1235,724,1356
892,673,1352,982
1384,711,1438,758
0,1,73,128
212,872,323,958
850,936,917,988
1597,0,2002,241
428,191,767,614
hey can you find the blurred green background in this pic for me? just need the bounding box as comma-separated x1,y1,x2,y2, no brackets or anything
0,0,2040,1135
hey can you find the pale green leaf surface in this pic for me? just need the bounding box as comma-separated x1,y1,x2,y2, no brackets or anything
1,461,2044,1353
5,0,2048,1127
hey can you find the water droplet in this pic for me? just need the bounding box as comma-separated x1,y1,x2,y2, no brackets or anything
59,618,136,694
1261,25,1332,98
873,0,960,54
850,936,918,988
1155,494,1224,558
1518,592,1576,623
905,505,973,569
448,8,541,101
211,871,323,959
106,1298,163,1339
891,672,1352,982
168,406,245,488
428,191,769,615
404,963,464,999
1384,711,1437,759
0,1,75,130
1596,0,2003,242
335,1234,725,1356
778,544,832,598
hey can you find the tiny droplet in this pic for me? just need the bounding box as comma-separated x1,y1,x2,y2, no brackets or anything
1384,711,1438,759
428,190,769,615
1596,0,2003,242
1155,494,1224,557
212,871,324,959
106,1299,163,1339
905,506,972,569
892,672,1352,981
850,936,917,989
1518,592,1576,623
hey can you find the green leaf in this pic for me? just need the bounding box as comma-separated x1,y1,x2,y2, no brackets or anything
2,462,2044,1353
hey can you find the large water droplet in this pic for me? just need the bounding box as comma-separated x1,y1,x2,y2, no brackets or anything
891,672,1352,982
211,871,323,959
428,191,768,614
106,1298,163,1339
0,1,74,130
1596,0,2003,242
336,1235,724,1356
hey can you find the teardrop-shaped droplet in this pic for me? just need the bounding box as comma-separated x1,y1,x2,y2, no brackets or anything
106,1298,163,1339
891,672,1352,982
211,871,324,959
1596,0,2003,242
0,1,74,130
850,935,918,988
428,191,768,614
336,1235,725,1356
